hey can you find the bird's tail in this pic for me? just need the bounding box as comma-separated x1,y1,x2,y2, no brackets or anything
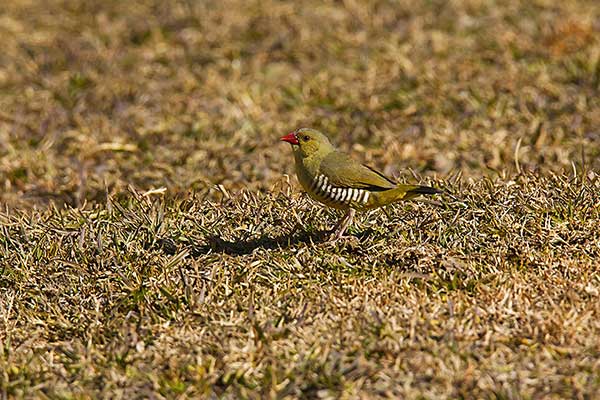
367,184,441,208
399,185,442,201
405,185,442,196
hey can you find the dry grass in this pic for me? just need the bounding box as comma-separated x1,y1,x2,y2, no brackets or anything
1,0,599,398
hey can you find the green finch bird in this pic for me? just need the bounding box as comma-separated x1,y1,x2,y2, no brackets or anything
280,128,441,241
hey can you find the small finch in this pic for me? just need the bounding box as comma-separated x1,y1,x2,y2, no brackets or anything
280,128,441,241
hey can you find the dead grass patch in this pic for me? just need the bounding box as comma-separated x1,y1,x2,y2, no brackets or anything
1,0,599,398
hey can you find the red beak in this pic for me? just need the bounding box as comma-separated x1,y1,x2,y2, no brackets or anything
280,132,299,145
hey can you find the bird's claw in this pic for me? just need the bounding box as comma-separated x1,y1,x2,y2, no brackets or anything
327,232,359,245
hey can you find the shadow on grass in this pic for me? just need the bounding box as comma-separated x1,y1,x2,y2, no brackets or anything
195,227,379,256
191,231,325,256
158,228,378,257
157,230,330,257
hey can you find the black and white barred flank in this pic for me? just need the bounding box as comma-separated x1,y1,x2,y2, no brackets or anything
309,174,370,206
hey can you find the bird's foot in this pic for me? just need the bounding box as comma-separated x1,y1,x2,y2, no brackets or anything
327,231,359,245
327,209,356,243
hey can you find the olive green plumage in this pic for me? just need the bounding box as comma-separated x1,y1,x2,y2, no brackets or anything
289,128,439,209
281,128,441,240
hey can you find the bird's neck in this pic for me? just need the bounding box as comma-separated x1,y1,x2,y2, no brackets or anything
293,148,328,177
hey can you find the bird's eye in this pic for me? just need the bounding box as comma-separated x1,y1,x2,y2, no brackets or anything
302,135,310,141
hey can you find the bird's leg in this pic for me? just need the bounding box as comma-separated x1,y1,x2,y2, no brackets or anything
330,208,356,241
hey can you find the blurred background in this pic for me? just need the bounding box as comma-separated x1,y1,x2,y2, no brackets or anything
1,0,598,209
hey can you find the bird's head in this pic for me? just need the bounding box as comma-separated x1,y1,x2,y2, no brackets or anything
280,128,335,158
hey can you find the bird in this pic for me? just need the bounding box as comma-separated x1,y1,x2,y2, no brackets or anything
280,128,441,241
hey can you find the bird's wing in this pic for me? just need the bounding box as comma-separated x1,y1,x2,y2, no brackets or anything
319,151,396,191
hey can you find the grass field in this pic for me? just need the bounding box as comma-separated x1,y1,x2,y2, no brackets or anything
1,0,600,398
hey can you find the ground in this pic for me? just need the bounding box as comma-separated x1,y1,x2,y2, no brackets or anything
1,0,599,398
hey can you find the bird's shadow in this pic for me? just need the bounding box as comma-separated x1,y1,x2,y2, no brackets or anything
191,230,324,256
158,228,376,257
